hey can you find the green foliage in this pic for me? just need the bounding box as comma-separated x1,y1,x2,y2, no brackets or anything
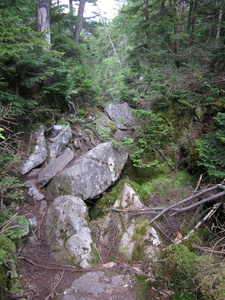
140,171,194,202
0,236,16,264
159,244,198,297
198,112,225,180
196,256,225,300
136,275,153,300
0,210,29,240
0,176,24,203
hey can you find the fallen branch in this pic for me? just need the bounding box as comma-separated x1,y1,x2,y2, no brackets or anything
175,202,223,244
148,184,225,225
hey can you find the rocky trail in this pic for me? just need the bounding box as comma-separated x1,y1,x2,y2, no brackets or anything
13,103,170,299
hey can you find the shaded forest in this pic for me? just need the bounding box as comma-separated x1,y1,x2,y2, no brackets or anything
1,0,225,299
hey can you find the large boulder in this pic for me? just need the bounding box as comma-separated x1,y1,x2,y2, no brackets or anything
105,103,136,129
44,195,97,268
21,126,47,175
48,142,128,200
61,270,139,300
38,147,75,188
99,184,161,261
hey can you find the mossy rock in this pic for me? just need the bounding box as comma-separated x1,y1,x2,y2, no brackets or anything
89,178,148,219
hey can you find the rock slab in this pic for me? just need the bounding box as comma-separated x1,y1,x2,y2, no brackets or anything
38,147,74,187
48,142,128,200
21,126,47,175
61,270,139,300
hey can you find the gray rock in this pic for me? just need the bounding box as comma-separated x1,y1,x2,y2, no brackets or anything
100,184,161,260
47,125,72,161
48,142,128,200
45,195,97,268
38,147,75,187
105,103,135,129
39,200,48,215
24,179,45,201
21,126,47,175
114,129,134,141
61,270,139,300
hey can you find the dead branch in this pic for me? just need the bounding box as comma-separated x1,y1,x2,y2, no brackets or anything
148,184,225,225
171,190,225,215
175,202,223,244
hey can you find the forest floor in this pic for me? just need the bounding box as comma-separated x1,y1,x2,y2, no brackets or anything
17,190,81,300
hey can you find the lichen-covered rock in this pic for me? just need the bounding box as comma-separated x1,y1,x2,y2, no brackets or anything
99,184,161,261
44,195,97,268
48,142,128,200
23,179,45,201
21,126,47,175
105,103,136,129
61,270,139,300
38,147,75,187
47,125,72,161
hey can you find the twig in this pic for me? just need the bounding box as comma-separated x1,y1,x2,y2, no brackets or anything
37,212,47,239
192,174,203,194
45,270,65,300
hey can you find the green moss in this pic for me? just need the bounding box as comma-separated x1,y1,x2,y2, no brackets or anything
136,275,153,300
89,245,99,265
197,256,225,300
140,171,194,204
183,228,211,251
131,219,149,261
158,244,198,296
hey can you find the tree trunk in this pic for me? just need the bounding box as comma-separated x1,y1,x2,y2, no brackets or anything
37,0,51,44
74,0,86,43
69,0,73,13
215,0,224,47
187,0,197,35
174,0,185,53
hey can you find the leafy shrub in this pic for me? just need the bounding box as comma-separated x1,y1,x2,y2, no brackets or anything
198,112,225,180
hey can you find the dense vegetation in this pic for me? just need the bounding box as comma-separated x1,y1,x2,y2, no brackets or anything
1,0,225,299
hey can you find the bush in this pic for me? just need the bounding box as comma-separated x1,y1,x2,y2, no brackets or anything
198,112,225,180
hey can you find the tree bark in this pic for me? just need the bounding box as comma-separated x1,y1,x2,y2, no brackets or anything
215,0,224,47
187,0,198,35
174,0,185,53
74,0,86,43
37,0,51,44
69,0,73,13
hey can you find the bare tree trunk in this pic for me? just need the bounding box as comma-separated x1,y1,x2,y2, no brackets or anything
37,0,51,45
69,0,73,13
174,0,185,53
74,0,86,43
215,0,224,47
187,0,197,35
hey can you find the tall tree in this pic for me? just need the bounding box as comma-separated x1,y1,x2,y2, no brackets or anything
74,0,86,43
174,0,185,53
37,0,51,44
215,0,224,47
